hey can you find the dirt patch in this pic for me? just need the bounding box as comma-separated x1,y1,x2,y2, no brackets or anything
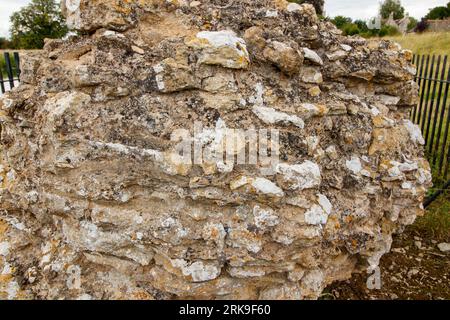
323,195,450,300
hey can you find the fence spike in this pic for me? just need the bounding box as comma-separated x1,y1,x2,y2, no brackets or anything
420,55,436,132
437,66,450,176
413,55,427,123
3,52,15,89
13,52,21,82
424,55,442,149
431,55,448,161
0,68,5,94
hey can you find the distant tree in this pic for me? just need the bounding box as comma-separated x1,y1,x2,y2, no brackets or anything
407,17,418,31
378,25,401,37
415,18,429,33
10,0,68,49
425,6,450,20
0,37,13,49
380,0,405,20
331,16,353,29
354,19,369,33
342,23,360,36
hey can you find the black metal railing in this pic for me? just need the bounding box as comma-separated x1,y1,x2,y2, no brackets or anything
412,54,450,205
0,52,21,94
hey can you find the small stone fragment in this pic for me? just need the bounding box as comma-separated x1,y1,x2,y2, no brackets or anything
303,47,323,65
252,106,305,128
438,243,450,252
131,45,145,54
263,41,304,75
187,30,250,69
301,67,323,83
276,161,321,191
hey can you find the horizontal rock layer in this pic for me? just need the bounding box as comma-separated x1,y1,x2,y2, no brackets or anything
0,0,430,300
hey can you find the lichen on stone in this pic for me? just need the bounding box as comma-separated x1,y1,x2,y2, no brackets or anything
0,0,431,300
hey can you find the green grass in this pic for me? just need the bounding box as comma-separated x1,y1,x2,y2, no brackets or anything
386,32,450,56
417,191,450,240
414,84,450,188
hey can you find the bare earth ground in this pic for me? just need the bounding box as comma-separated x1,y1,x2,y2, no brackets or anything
323,192,450,300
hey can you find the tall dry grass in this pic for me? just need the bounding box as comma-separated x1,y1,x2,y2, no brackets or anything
385,32,450,56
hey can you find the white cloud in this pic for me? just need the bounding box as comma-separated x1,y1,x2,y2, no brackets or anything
325,0,449,20
0,0,32,38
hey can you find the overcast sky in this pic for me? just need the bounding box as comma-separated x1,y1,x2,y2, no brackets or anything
0,0,449,38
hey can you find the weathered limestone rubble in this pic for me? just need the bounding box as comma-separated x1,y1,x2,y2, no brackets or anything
296,0,324,15
0,0,431,300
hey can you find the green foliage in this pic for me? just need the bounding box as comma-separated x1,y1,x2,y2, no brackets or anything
425,6,450,20
330,16,352,29
341,23,360,36
354,19,369,33
378,25,401,37
329,15,402,38
379,0,405,20
415,191,450,239
10,0,68,49
0,55,5,76
330,16,372,37
0,37,13,50
407,17,418,31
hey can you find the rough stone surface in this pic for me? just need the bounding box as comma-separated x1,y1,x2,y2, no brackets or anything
0,0,431,300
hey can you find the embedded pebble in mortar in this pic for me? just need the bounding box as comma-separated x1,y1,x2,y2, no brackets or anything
229,268,266,278
276,161,321,191
253,205,279,230
230,176,250,190
403,120,426,145
171,259,221,282
252,106,305,128
187,30,250,69
298,103,328,119
249,83,265,107
303,47,323,65
301,67,323,83
251,177,285,197
302,270,325,298
317,194,332,215
286,2,302,12
153,67,166,91
265,9,278,17
0,242,10,256
305,205,328,225
346,157,362,175
263,41,304,74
